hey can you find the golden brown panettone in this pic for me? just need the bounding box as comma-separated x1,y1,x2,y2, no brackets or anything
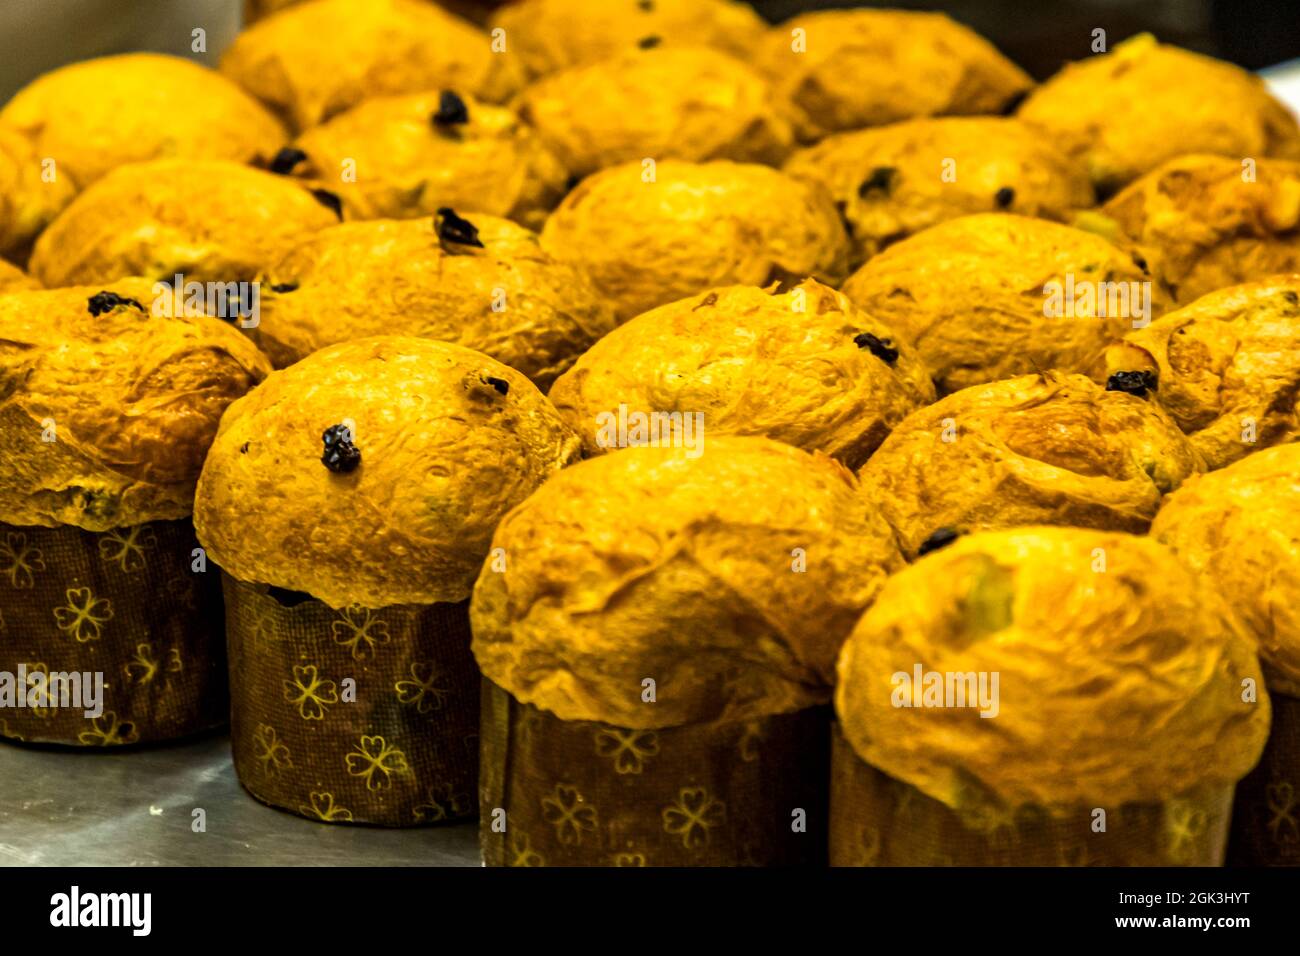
194,336,580,609
0,125,76,261
549,279,934,468
0,54,286,192
251,215,615,388
1106,276,1300,470
221,0,524,132
841,213,1164,394
491,0,767,78
784,117,1093,268
1089,154,1300,307
0,279,272,531
540,159,850,321
470,437,904,729
857,372,1203,558
836,526,1270,812
1018,35,1300,195
0,259,37,292
514,46,796,178
1153,444,1300,697
288,91,567,229
759,9,1032,142
29,159,340,288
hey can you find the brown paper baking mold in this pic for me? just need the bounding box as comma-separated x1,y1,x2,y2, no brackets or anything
0,519,226,746
223,574,480,826
1228,692,1300,866
828,724,1233,866
479,680,830,866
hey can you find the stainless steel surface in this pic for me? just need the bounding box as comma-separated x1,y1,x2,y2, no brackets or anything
0,731,481,866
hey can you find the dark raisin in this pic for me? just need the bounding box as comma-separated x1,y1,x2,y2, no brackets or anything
310,188,344,220
321,424,361,473
858,166,898,198
638,35,661,49
270,282,298,293
853,331,899,364
1132,252,1149,275
994,186,1015,208
269,146,307,175
266,585,314,608
1284,290,1299,306
999,89,1029,116
692,292,719,311
431,90,469,128
1106,370,1157,397
918,527,963,556
240,442,250,454
638,0,654,9
485,376,510,396
435,207,484,248
87,291,144,316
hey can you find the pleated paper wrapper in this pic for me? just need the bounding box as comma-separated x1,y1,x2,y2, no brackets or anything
1228,692,1300,866
479,680,831,866
0,519,226,746
829,724,1233,866
223,574,480,826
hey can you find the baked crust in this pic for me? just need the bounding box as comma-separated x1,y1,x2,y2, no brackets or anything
784,117,1093,268
0,53,286,192
252,216,615,388
220,0,524,132
490,0,766,78
514,46,796,178
540,159,850,321
1091,154,1300,307
857,372,1203,557
470,437,904,728
0,279,271,529
0,259,38,292
549,278,934,468
290,91,567,229
1153,443,1300,697
836,526,1270,811
1107,275,1300,469
841,213,1164,394
759,9,1031,141
0,125,76,261
28,159,340,287
194,336,581,608
1018,34,1300,195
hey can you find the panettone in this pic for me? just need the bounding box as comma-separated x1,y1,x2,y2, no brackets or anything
28,159,340,288
491,0,767,78
193,336,581,610
0,279,272,531
835,526,1269,812
841,213,1165,394
471,437,903,730
287,90,567,229
220,0,524,132
783,117,1093,268
0,54,286,193
1152,444,1300,697
513,46,796,178
758,9,1032,142
548,278,934,468
0,126,76,262
0,259,38,292
251,215,615,388
540,159,850,321
1088,154,1300,306
857,372,1203,558
1106,275,1300,470
1018,34,1300,195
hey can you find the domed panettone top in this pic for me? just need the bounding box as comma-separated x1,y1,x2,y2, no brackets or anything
471,437,904,729
0,280,272,530
194,336,581,609
836,526,1270,813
